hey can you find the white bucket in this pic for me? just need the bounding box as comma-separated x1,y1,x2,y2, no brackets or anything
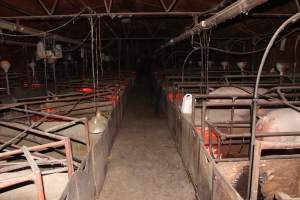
181,94,193,114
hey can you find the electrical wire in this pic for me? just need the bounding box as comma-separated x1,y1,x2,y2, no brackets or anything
181,47,200,82
98,17,103,78
95,17,99,89
63,29,91,52
118,40,121,80
199,33,205,94
43,34,48,93
89,16,97,111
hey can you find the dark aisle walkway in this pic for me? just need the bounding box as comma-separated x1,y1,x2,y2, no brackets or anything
97,85,195,200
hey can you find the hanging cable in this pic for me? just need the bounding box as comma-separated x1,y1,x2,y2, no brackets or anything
89,16,97,111
84,48,88,78
205,29,212,93
95,17,99,89
43,34,48,94
199,33,205,93
98,17,103,78
63,29,92,52
203,30,208,92
181,48,200,82
118,39,121,80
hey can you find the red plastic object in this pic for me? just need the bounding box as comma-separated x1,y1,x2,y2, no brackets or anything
22,81,41,89
195,127,220,158
167,92,184,102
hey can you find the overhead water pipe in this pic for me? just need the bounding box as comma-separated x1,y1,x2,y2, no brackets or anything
0,60,11,95
0,20,84,45
161,0,269,48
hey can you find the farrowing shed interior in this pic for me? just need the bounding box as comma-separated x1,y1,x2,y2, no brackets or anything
0,0,299,200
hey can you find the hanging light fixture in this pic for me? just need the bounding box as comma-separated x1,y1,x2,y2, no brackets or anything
220,61,229,70
28,60,36,83
0,60,11,95
88,111,108,134
280,37,287,51
276,62,289,76
270,67,276,73
237,62,247,74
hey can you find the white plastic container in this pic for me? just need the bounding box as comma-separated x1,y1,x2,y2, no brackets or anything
181,94,193,114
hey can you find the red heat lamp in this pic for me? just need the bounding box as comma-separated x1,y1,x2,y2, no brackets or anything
195,127,217,144
78,87,93,93
22,81,42,89
32,83,41,88
195,127,220,158
42,107,55,113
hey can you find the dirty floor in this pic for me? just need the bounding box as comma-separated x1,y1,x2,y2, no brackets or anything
97,85,195,200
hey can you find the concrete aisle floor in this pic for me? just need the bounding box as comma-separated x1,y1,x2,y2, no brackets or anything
97,85,195,200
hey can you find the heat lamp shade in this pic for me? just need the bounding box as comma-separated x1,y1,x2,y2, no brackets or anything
88,111,108,134
54,44,63,59
28,61,36,70
221,61,229,70
0,60,11,73
237,62,247,70
276,62,289,75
